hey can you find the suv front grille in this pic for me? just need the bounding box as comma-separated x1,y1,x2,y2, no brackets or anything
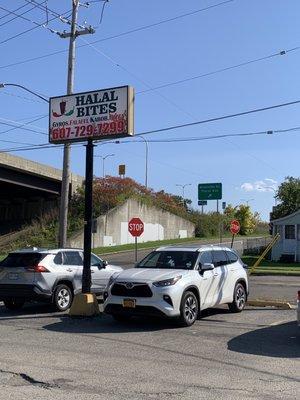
111,283,153,297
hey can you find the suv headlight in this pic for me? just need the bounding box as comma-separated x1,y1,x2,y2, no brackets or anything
107,273,119,288
153,275,182,287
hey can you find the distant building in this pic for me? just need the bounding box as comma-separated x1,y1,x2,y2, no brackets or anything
271,210,300,262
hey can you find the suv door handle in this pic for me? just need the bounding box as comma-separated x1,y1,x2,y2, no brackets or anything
66,268,73,272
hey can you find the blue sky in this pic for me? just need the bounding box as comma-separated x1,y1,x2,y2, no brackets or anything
1,0,300,220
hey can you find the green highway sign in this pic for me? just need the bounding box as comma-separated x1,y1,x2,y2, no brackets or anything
198,183,222,200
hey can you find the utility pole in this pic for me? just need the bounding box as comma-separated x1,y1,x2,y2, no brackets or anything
58,0,95,247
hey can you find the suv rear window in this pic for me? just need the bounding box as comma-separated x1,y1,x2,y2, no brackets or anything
226,251,238,264
212,250,228,267
0,253,46,268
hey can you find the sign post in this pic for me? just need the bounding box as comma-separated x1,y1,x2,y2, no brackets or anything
128,217,144,262
198,200,207,214
230,219,240,248
49,85,134,316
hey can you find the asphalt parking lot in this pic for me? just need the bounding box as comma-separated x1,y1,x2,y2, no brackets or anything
0,303,298,400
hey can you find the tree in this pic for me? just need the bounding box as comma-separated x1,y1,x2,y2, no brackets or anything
271,176,300,219
223,204,259,235
234,204,258,235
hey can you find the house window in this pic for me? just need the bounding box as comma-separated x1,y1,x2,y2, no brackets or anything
285,225,295,239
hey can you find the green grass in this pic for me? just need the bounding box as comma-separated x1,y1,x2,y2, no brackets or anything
242,256,300,276
93,237,203,255
93,233,270,256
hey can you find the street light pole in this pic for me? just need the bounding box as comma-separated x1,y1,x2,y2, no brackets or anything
0,83,49,103
95,154,115,177
176,183,191,201
138,136,148,188
114,138,149,188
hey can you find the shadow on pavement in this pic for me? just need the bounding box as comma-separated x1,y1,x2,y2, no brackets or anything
228,321,300,358
43,314,181,334
0,302,60,318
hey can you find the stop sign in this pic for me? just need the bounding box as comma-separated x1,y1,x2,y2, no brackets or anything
230,220,240,235
128,217,144,237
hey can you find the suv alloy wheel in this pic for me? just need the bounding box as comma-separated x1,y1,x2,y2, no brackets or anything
228,282,246,313
54,284,73,311
178,291,199,327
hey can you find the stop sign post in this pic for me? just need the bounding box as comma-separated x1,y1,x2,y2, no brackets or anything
128,217,144,261
230,220,240,248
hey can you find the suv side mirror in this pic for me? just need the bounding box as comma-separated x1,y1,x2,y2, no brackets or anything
202,263,214,271
102,260,108,268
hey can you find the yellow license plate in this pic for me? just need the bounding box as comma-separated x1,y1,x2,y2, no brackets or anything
123,299,136,308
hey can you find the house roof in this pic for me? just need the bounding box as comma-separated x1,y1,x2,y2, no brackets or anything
271,209,300,223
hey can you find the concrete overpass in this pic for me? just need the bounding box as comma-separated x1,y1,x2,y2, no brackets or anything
0,153,83,234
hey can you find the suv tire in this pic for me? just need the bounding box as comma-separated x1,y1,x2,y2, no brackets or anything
178,291,199,327
53,284,73,312
228,282,246,313
3,299,25,311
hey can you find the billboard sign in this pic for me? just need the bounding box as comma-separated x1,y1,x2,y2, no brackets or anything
198,183,222,200
49,85,134,143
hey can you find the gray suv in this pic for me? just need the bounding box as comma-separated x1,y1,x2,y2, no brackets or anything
0,248,122,311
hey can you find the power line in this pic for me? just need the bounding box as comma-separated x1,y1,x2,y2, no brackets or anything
0,0,236,68
91,0,235,40
137,126,300,142
0,89,47,104
0,2,28,21
0,2,40,28
94,0,109,28
137,50,289,94
136,99,300,136
24,0,87,30
0,7,72,46
0,114,47,136
0,117,47,136
2,105,300,153
79,37,199,121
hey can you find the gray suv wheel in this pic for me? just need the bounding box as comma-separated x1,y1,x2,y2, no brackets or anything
54,284,73,311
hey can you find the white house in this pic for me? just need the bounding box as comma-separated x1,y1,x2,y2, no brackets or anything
271,209,300,262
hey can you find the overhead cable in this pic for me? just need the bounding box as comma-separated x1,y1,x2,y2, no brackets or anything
1,103,300,153
0,7,72,45
0,1,236,68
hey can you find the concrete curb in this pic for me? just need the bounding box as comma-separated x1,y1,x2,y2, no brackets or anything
247,300,293,309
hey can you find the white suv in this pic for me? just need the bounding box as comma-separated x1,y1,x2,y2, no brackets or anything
104,245,249,326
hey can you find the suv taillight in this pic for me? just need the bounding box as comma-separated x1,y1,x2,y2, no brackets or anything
25,265,49,273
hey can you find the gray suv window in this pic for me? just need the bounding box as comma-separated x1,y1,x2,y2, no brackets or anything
63,251,82,266
212,250,228,267
91,254,102,267
0,253,46,268
53,252,63,265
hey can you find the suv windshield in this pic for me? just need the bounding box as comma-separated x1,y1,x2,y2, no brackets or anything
136,251,198,270
0,253,46,268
